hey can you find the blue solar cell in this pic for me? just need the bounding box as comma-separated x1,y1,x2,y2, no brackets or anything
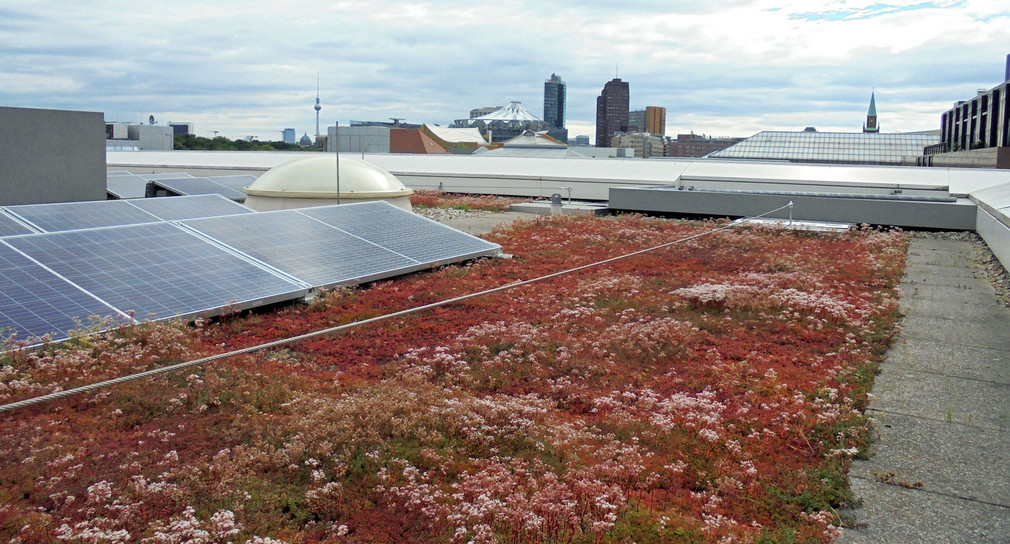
127,195,253,221
5,200,161,232
0,243,127,342
0,213,35,237
151,178,247,201
5,223,307,322
183,210,417,288
298,201,501,264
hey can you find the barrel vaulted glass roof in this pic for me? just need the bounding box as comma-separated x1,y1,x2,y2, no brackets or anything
710,131,940,165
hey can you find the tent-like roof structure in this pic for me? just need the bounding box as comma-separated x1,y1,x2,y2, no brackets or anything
422,124,488,146
472,101,543,122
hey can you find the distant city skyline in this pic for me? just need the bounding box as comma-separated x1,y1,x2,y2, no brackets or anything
2,1,1009,144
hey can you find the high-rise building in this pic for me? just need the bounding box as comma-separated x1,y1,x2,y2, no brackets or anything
544,74,565,130
282,128,296,144
596,78,629,147
628,107,666,136
544,74,568,143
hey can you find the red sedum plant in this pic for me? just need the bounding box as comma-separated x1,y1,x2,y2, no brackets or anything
0,214,907,543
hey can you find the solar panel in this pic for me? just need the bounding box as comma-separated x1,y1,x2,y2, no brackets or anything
206,175,257,192
150,178,247,201
4,223,307,322
4,200,161,232
107,175,150,199
0,243,128,342
182,210,418,288
0,213,36,237
127,195,254,221
299,201,502,264
137,173,194,180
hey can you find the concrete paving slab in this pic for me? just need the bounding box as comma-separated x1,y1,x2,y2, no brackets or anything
900,264,987,283
902,294,1010,323
850,412,1010,504
839,476,1010,544
868,366,1009,429
884,337,1010,384
898,314,1010,351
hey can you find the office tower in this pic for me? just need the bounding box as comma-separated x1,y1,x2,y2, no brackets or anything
596,78,629,147
544,74,566,130
544,74,568,144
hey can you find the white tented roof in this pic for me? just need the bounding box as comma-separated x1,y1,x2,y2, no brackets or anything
473,101,542,122
423,124,488,145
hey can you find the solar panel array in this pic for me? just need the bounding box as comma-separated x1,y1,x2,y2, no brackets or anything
5,223,307,323
1,195,252,234
0,213,36,237
150,177,248,201
0,244,127,340
5,200,161,232
129,194,253,221
183,211,418,288
0,201,501,344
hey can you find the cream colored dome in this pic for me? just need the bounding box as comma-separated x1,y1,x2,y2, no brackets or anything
243,155,413,211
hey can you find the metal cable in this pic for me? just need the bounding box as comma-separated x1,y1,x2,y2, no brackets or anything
0,202,794,414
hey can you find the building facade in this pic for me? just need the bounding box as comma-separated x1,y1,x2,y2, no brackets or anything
629,106,666,136
936,82,1009,154
282,128,296,144
665,133,743,157
106,122,174,151
596,78,629,148
612,132,665,158
543,73,568,143
168,122,194,137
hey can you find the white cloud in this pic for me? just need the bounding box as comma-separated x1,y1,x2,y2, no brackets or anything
0,0,1007,139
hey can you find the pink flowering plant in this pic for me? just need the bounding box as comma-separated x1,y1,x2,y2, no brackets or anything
0,211,906,543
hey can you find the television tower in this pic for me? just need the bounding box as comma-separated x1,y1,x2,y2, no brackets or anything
314,73,322,141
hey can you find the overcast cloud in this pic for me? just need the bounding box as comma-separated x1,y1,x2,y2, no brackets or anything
2,0,1008,142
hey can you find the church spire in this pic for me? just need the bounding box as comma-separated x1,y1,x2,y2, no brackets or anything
863,91,879,133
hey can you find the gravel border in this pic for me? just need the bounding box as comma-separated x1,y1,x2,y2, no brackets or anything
413,207,496,222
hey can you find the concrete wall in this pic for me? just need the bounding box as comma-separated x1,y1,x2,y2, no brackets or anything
0,106,106,205
609,186,978,230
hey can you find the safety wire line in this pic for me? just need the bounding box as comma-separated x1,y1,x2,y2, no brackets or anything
0,202,794,415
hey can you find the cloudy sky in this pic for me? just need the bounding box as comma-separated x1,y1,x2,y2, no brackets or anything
2,1,1008,142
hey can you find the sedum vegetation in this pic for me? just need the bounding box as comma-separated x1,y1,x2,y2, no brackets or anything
0,213,907,543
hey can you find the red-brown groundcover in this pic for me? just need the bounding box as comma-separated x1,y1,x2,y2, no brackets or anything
0,211,906,543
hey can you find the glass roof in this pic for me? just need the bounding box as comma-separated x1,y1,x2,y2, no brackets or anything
710,131,940,165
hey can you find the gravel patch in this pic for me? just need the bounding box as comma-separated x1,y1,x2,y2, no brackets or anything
414,207,496,222
909,230,1010,308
